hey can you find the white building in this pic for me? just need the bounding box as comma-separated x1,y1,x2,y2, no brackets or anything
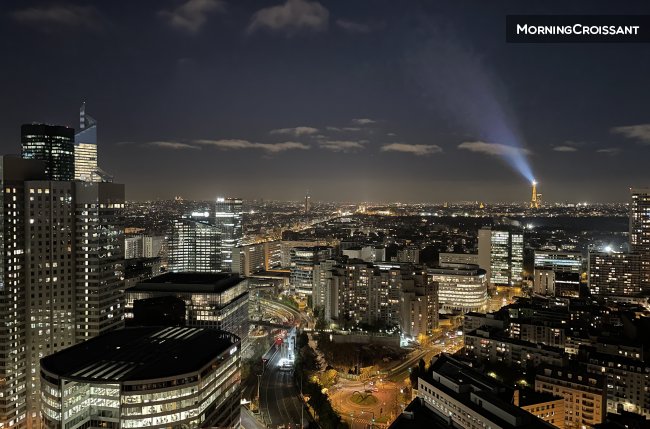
428,265,488,313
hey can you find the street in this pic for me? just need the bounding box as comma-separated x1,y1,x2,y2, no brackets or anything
259,343,307,428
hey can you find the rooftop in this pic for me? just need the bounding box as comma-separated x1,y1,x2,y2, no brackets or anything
41,326,239,383
130,272,245,294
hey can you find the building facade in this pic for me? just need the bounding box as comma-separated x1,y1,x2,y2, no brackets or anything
0,154,125,429
169,213,221,273
74,103,99,182
125,272,250,343
478,227,524,287
290,246,333,296
40,327,241,429
588,251,642,297
428,265,488,313
535,366,606,428
214,197,243,272
21,124,75,181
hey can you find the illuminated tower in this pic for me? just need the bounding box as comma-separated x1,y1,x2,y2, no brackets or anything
530,180,539,209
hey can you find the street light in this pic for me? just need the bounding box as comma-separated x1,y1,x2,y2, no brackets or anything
256,374,262,411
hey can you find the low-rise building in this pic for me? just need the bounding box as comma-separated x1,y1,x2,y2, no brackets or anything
40,326,241,429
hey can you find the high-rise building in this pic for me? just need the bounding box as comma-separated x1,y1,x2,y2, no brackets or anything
21,123,75,181
215,197,243,271
630,188,650,290
304,193,311,214
290,246,333,295
588,251,642,297
74,103,99,181
169,212,221,272
74,182,125,342
478,227,524,286
0,154,125,428
40,327,241,429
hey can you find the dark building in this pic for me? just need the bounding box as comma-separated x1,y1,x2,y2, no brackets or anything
21,123,75,180
125,272,249,343
131,295,186,326
40,326,241,429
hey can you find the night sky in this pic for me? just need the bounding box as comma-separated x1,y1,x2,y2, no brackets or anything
2,0,650,202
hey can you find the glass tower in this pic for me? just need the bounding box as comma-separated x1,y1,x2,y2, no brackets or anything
74,103,99,181
21,123,75,181
215,197,243,272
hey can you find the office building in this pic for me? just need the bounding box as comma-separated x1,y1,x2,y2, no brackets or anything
439,252,479,266
478,227,524,286
290,246,333,295
533,251,582,297
535,366,606,428
21,123,75,181
414,354,556,429
588,251,642,297
40,326,241,429
428,265,488,313
74,103,98,181
214,197,243,271
125,272,249,343
280,240,328,267
232,242,271,276
169,212,221,272
0,154,125,428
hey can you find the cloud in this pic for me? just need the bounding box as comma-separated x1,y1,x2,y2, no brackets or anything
611,124,650,144
12,5,103,31
160,0,226,34
195,139,309,153
457,141,530,156
336,19,372,34
247,0,329,36
552,145,578,152
352,118,376,125
269,126,319,137
381,143,443,156
147,141,201,150
319,140,365,152
596,147,620,155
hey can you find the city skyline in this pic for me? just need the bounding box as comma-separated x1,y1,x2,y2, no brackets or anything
2,0,650,203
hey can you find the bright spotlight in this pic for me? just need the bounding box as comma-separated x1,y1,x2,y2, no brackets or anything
532,180,537,186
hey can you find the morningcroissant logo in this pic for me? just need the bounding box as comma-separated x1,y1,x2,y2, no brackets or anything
506,15,650,43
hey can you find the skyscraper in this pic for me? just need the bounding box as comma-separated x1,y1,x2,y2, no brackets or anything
215,197,243,271
478,227,524,286
74,103,99,181
169,211,221,272
21,123,75,181
0,154,125,428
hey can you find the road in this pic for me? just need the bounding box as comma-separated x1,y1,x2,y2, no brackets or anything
259,343,307,428
240,406,266,429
